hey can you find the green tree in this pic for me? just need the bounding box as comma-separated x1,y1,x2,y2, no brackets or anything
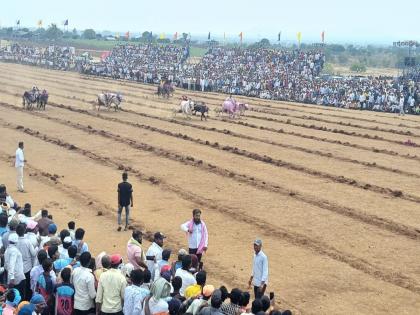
45,24,63,40
82,29,96,40
337,54,349,64
327,44,345,53
72,28,80,39
259,38,271,48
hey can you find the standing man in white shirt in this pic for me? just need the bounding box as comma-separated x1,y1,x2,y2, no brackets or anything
4,233,26,297
180,209,208,264
248,239,268,299
72,252,97,315
15,142,26,193
399,95,405,116
16,223,36,299
145,232,165,281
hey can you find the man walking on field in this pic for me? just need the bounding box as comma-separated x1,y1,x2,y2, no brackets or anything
117,172,133,232
15,142,26,193
180,209,208,263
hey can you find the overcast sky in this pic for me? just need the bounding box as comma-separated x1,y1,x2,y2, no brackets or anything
1,0,419,44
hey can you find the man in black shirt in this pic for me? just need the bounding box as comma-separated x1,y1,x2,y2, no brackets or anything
117,172,133,231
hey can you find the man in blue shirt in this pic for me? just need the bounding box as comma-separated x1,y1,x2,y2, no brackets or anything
248,239,268,299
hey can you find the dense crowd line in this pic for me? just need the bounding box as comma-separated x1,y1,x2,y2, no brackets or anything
0,43,419,114
0,180,288,315
81,44,189,84
0,44,86,71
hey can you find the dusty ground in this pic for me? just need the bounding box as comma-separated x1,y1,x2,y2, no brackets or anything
331,64,400,77
0,63,420,315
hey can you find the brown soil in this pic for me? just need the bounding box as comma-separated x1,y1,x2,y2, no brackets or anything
1,63,420,315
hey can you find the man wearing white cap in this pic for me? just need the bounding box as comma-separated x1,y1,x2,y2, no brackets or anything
248,239,268,299
4,233,26,297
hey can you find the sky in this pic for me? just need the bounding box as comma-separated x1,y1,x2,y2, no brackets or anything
0,0,419,44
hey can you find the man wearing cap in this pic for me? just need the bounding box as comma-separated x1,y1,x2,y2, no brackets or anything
40,223,60,248
186,284,215,315
248,239,268,299
171,249,187,276
59,236,73,259
127,230,147,271
15,142,26,193
5,233,26,296
180,209,208,263
26,220,40,250
2,218,19,251
145,232,165,281
117,172,133,232
96,254,127,315
198,289,224,315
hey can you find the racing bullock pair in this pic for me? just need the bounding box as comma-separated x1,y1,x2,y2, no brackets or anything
97,92,123,111
22,89,48,110
216,100,249,118
173,99,209,120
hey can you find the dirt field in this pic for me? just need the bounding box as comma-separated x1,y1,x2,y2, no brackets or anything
1,63,420,314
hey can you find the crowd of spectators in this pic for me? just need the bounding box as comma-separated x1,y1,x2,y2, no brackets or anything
0,44,85,71
0,184,290,315
82,44,189,84
0,42,419,114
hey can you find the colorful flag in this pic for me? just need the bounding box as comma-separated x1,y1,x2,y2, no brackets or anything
208,32,211,40
297,32,302,46
159,33,165,40
278,31,281,42
321,30,325,43
239,32,243,43
100,51,111,61
125,31,130,40
37,20,42,27
174,32,178,40
64,19,68,26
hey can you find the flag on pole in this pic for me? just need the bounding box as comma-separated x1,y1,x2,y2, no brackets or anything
115,33,120,40
321,30,325,43
64,19,68,26
224,32,226,40
37,20,42,27
278,31,281,42
16,20,20,26
174,32,178,40
208,32,211,40
125,31,130,40
297,32,302,47
239,32,243,44
159,33,165,40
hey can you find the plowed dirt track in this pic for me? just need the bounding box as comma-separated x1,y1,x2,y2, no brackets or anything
1,63,420,314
